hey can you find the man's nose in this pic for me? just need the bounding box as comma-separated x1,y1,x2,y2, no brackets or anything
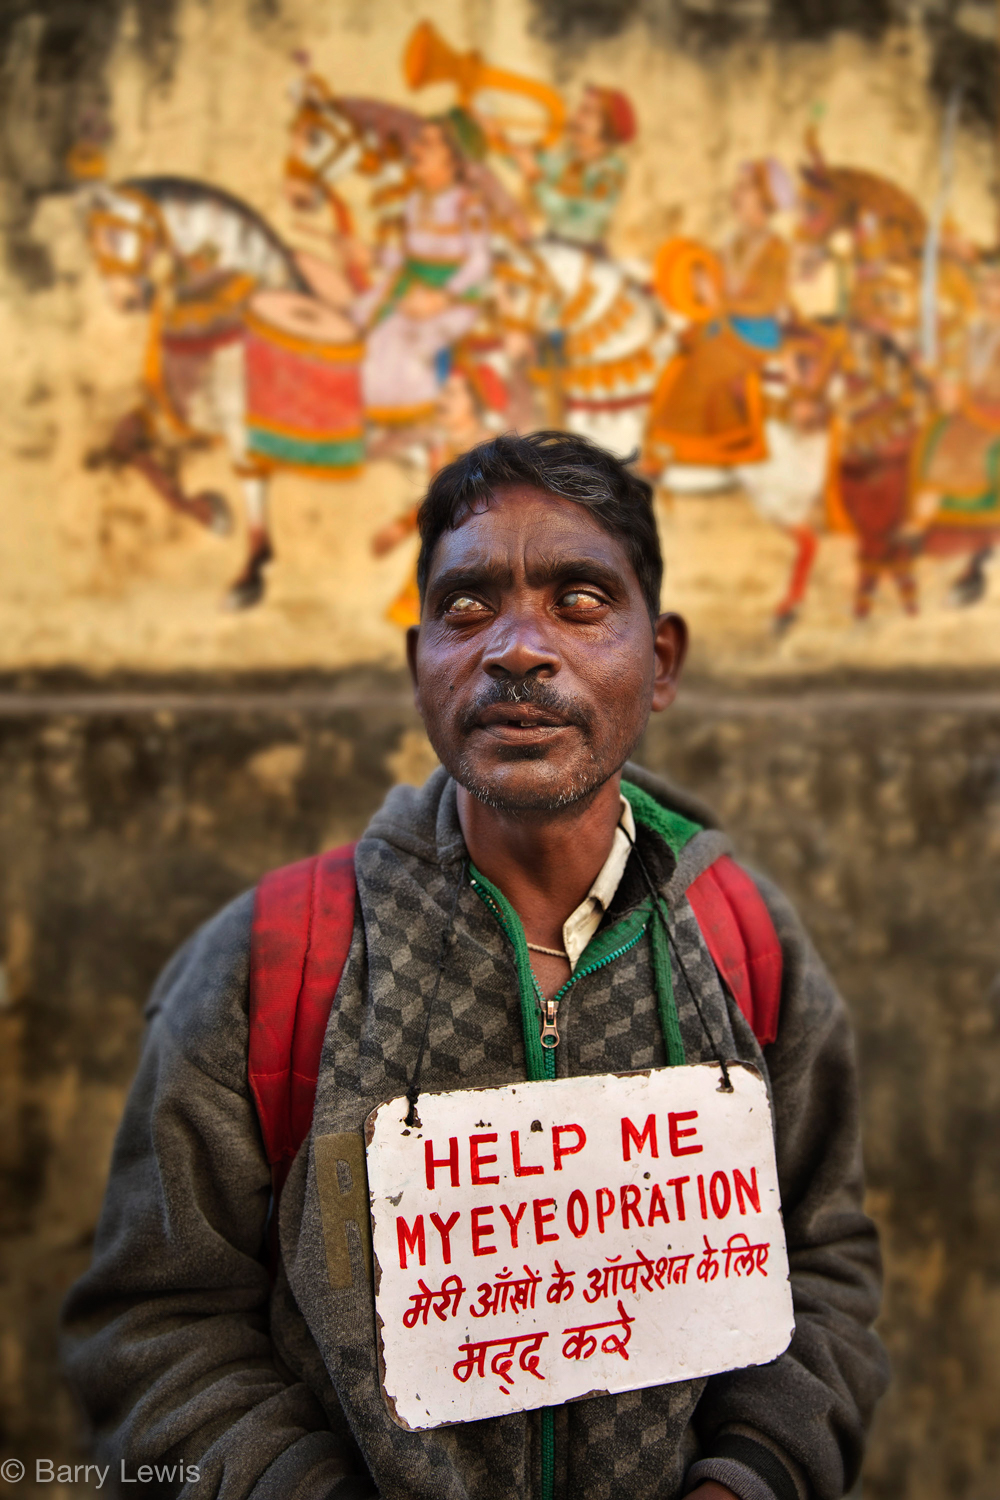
480,607,559,680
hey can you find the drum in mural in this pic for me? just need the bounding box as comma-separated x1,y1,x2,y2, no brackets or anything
244,291,365,477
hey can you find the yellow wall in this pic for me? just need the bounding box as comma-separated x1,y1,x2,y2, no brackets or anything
1,0,999,675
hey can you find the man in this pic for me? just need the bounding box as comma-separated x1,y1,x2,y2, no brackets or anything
509,85,636,254
63,431,887,1500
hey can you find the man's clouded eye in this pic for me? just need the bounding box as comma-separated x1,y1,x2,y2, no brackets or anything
559,589,604,611
444,593,489,616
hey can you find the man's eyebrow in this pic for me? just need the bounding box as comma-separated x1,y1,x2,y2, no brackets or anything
524,554,627,593
427,553,629,597
427,558,515,595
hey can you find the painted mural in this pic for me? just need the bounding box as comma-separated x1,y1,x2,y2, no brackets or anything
2,0,1000,674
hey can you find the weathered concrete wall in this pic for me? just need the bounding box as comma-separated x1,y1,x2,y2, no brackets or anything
0,674,997,1499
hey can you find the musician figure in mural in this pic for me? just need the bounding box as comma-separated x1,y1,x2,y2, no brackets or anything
508,84,636,253
644,157,793,478
909,255,1000,604
75,162,370,610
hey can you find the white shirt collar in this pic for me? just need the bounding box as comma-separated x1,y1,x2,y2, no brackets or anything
561,796,636,971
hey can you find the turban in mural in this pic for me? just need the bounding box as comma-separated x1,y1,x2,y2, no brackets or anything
438,106,488,163
588,86,637,147
742,156,795,214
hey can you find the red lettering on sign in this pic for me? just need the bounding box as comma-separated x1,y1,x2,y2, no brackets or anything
510,1129,544,1176
734,1167,761,1215
397,1214,426,1269
620,1184,645,1229
710,1171,732,1219
471,1204,497,1256
470,1133,499,1186
429,1210,461,1264
621,1113,658,1161
697,1174,709,1220
425,1137,460,1189
533,1197,559,1244
668,1111,702,1157
595,1187,615,1234
666,1176,690,1220
648,1182,670,1226
567,1189,589,1238
499,1201,527,1247
552,1123,587,1171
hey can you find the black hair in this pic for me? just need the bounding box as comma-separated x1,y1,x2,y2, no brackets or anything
415,430,663,619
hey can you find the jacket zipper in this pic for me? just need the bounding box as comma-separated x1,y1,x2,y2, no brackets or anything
471,879,649,1500
532,927,648,1050
474,880,647,1050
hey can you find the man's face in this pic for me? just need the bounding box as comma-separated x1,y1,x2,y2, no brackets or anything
408,485,686,814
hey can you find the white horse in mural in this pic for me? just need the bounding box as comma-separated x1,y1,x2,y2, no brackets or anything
490,236,671,457
80,174,362,608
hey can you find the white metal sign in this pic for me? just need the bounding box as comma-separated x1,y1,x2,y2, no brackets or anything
365,1063,794,1430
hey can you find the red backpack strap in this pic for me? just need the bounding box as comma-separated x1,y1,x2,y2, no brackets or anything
249,842,358,1195
686,855,782,1047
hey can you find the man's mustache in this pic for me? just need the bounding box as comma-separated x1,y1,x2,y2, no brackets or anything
458,677,592,732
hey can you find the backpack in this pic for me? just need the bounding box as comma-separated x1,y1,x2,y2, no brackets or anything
248,843,782,1195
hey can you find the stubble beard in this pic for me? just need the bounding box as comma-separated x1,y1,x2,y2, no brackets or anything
435,677,638,815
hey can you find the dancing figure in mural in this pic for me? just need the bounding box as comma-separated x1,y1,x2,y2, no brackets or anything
79,173,367,608
910,257,1000,604
793,131,977,617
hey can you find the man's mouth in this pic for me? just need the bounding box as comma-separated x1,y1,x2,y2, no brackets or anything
473,704,573,738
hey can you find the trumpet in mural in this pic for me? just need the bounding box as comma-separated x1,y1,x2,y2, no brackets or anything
78,171,366,609
72,19,1000,629
282,38,665,461
406,22,666,452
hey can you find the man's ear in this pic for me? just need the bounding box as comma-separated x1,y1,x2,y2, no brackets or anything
406,626,421,711
651,613,688,712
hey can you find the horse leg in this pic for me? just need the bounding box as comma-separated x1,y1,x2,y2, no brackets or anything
90,410,232,534
854,558,880,619
774,526,818,634
224,473,274,611
947,546,993,608
892,558,919,615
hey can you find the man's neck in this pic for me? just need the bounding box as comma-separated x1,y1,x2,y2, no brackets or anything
456,775,625,952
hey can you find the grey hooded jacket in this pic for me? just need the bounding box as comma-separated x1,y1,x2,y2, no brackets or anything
61,763,888,1500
